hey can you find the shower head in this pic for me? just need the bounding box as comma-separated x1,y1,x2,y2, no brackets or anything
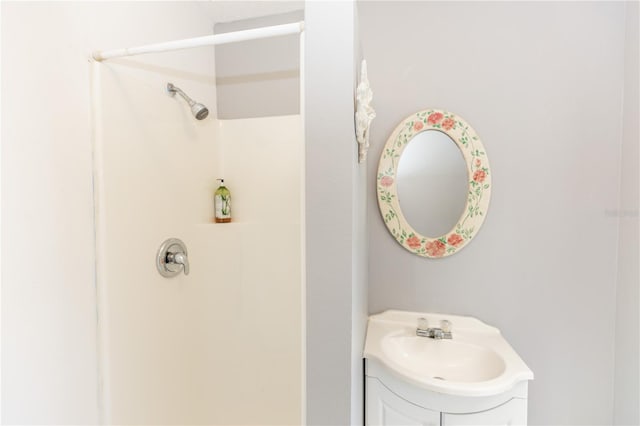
191,103,209,120
167,83,209,120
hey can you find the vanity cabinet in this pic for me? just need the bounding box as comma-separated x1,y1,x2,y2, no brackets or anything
366,376,440,425
441,398,526,425
365,360,529,426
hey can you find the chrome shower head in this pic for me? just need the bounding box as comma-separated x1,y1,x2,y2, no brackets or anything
191,102,209,120
167,83,209,120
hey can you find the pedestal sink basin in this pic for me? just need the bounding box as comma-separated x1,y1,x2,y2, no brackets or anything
382,335,506,382
364,310,533,397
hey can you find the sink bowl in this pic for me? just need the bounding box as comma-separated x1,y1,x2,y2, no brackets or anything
382,335,506,382
364,310,533,396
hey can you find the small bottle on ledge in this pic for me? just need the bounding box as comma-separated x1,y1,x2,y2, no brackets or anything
214,179,231,223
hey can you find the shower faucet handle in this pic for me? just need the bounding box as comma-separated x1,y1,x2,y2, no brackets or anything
156,238,190,277
167,251,189,275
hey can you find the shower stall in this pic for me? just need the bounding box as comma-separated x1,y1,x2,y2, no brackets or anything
90,21,304,425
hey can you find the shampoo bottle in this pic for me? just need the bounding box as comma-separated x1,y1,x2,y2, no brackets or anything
214,179,231,223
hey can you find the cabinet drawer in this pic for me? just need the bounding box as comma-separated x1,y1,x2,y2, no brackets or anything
367,377,440,426
442,398,527,426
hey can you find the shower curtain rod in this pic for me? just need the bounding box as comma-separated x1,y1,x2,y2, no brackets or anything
92,21,304,62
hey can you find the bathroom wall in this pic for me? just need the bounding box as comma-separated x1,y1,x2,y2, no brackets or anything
2,1,304,424
613,2,639,424
217,116,303,424
94,17,302,426
351,17,368,426
213,3,368,424
1,2,222,423
305,1,366,424
96,55,302,422
94,60,220,423
359,2,628,425
215,9,303,119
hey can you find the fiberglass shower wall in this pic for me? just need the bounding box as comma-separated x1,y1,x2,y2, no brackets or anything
93,50,302,424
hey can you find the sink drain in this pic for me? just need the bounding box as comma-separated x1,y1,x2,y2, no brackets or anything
433,376,446,381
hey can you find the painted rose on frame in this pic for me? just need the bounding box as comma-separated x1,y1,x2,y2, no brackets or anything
380,176,394,187
473,169,487,183
425,240,446,257
427,112,444,125
406,235,421,249
441,117,455,131
447,233,464,247
413,121,424,132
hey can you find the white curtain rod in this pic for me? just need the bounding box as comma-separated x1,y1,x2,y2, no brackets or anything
92,21,304,62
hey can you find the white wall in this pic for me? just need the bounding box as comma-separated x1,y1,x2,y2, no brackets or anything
613,2,639,424
2,2,304,424
1,2,220,423
92,13,302,426
212,116,304,425
96,59,302,422
2,3,101,422
94,58,219,424
359,2,627,425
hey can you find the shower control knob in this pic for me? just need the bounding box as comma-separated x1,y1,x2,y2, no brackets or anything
156,238,190,277
166,251,189,275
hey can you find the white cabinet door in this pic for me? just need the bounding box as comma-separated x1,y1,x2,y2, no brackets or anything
366,378,440,426
442,398,527,426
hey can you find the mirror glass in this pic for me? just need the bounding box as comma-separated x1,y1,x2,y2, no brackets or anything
396,130,468,238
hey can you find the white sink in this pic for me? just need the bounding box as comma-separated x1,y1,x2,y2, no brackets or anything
364,310,533,397
382,335,506,382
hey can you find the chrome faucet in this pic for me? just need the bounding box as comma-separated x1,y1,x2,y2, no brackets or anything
416,318,452,339
166,251,189,275
156,238,190,277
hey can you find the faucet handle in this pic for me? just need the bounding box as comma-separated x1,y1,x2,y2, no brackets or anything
172,252,189,275
417,317,429,330
440,319,452,333
156,238,189,277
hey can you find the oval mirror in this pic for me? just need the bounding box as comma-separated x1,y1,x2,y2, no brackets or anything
377,109,491,258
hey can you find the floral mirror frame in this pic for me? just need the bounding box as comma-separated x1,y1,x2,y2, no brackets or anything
377,109,491,258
